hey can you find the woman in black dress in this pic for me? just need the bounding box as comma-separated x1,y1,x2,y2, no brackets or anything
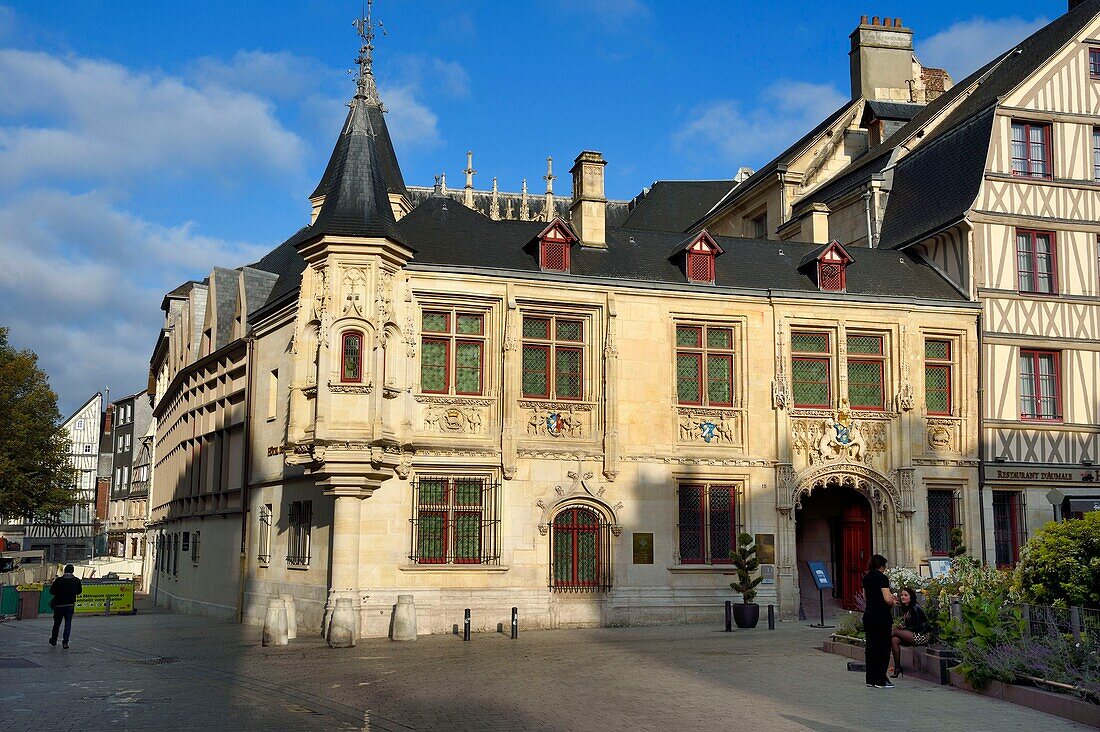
861,554,897,688
890,588,931,677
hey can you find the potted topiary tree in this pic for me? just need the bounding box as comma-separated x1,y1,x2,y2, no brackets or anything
729,532,762,628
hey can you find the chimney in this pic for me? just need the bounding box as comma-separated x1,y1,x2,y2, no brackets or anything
102,404,115,436
569,151,607,248
849,15,915,101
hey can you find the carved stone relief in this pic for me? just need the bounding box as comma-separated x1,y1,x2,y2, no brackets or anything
676,407,741,445
791,400,885,465
520,401,591,439
926,417,960,453
342,267,367,317
423,405,485,434
375,269,394,324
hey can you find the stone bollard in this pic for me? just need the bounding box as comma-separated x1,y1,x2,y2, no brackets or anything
391,594,417,641
328,598,357,648
281,594,297,640
262,598,289,647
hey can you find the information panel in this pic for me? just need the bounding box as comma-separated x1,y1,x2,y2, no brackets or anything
806,561,834,590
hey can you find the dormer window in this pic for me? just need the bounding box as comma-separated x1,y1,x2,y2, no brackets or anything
801,240,853,293
674,230,723,284
535,219,577,273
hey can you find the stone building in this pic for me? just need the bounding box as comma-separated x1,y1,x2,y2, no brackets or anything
106,391,152,559
146,14,983,639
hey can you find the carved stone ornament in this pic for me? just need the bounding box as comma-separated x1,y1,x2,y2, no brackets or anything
415,394,495,407
376,269,394,324
395,457,412,480
328,380,373,394
538,465,623,536
785,462,900,517
284,443,325,467
895,382,915,412
526,406,584,438
772,377,790,410
424,405,484,434
676,407,740,445
342,267,367,317
925,418,959,453
791,399,883,465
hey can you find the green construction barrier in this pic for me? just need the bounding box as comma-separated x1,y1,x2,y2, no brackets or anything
0,585,18,615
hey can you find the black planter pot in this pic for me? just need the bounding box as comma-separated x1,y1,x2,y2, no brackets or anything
733,603,760,629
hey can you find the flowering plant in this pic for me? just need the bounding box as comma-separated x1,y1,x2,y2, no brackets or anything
885,566,926,592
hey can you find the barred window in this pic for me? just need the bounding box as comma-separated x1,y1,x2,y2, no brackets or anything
925,339,952,415
522,316,584,400
550,506,611,592
847,334,885,410
791,331,831,408
927,489,960,556
257,503,272,564
191,530,201,563
676,325,734,406
341,332,363,382
818,262,844,292
678,483,741,564
420,309,486,395
410,476,499,564
287,500,312,566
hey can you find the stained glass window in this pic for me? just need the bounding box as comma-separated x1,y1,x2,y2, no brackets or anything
341,332,363,382
413,476,496,565
522,315,585,400
791,331,831,408
846,334,885,410
676,325,734,406
552,507,601,588
419,309,486,395
925,339,952,415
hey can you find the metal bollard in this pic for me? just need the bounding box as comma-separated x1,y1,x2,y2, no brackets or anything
724,600,733,632
1070,607,1082,643
511,607,518,639
104,598,112,617
768,604,775,630
1021,603,1030,637
463,608,471,641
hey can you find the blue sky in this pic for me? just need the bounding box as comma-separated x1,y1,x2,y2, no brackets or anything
0,1,1060,415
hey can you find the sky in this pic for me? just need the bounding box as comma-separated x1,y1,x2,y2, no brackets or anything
0,1,1061,416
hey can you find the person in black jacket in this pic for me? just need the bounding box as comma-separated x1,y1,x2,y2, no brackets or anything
889,587,930,677
48,564,82,649
862,554,897,688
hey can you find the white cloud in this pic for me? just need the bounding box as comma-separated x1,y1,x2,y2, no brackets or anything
188,49,343,100
0,189,268,411
0,48,306,186
674,81,848,168
918,16,1049,79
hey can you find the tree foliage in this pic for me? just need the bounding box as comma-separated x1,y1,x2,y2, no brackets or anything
0,327,77,519
1014,513,1100,608
729,532,762,604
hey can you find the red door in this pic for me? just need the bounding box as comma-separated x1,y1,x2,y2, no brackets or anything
840,501,871,610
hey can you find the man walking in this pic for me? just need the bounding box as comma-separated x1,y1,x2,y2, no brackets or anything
48,564,82,649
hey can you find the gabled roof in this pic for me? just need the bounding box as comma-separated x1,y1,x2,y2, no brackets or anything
798,240,853,269
621,180,736,232
670,229,723,257
536,218,578,242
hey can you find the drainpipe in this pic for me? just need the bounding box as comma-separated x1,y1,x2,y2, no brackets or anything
862,190,873,248
237,333,255,623
777,164,789,229
976,311,988,564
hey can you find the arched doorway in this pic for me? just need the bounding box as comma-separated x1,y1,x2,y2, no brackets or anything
795,480,872,614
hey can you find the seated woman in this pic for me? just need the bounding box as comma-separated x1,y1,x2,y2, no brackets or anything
890,587,930,677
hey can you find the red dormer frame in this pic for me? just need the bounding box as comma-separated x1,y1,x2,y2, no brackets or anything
537,219,577,273
815,241,853,292
681,230,724,284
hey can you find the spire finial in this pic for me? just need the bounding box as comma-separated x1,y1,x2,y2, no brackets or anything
543,155,556,194
464,151,476,189
352,0,384,104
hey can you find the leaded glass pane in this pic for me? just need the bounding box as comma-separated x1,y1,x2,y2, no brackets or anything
422,311,449,332
676,326,701,348
708,485,734,564
847,360,884,409
925,365,950,413
677,353,701,404
792,358,829,406
522,345,548,397
342,334,361,381
453,512,481,562
925,340,950,360
420,340,447,392
456,313,483,335
523,317,549,339
577,530,597,583
791,332,829,354
454,478,482,506
678,486,704,563
553,521,574,583
555,348,582,398
419,478,447,506
556,319,583,342
707,354,733,405
417,512,446,562
706,327,733,349
455,342,482,394
846,334,882,355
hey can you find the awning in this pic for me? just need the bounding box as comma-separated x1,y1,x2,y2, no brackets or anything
1066,497,1100,514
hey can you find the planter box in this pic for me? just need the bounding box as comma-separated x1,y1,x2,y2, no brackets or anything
822,640,957,686
949,670,1100,728
822,640,863,660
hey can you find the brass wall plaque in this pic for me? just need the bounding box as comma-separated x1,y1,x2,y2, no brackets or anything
755,533,775,565
632,533,654,564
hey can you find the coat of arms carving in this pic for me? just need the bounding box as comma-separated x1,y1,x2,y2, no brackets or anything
794,399,875,464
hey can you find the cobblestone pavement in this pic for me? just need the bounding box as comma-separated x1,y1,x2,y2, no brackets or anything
0,603,1091,731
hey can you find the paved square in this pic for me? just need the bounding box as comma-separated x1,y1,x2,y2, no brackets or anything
0,604,1090,731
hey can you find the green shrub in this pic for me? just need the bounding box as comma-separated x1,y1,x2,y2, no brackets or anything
835,612,863,640
1013,513,1100,608
729,533,761,604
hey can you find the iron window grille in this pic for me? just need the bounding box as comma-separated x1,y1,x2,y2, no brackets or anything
420,310,487,395
924,339,953,415
992,490,1026,567
675,325,735,407
927,489,962,556
791,331,832,408
677,483,744,564
548,506,612,592
1019,349,1062,421
257,503,272,564
521,316,584,400
846,334,886,410
409,476,500,564
1010,121,1052,179
287,500,312,566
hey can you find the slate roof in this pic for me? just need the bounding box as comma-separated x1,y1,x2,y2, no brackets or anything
395,195,964,302
864,101,922,122
619,180,736,233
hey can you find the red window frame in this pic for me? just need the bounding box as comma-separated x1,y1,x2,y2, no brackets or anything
992,491,1023,567
415,477,487,565
1093,127,1100,181
846,334,886,411
540,238,570,272
454,340,483,396
1091,47,1100,79
818,262,845,292
677,352,704,406
791,331,832,409
419,310,486,396
924,339,953,416
1015,229,1058,295
340,331,364,383
677,483,738,565
1010,121,1053,180
521,316,584,400
675,325,735,407
686,250,715,283
1019,349,1062,422
552,507,600,587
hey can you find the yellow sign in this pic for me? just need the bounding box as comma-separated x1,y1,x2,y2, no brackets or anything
16,583,43,592
75,582,134,614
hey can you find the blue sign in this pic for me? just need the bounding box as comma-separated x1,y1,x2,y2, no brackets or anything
806,561,833,590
